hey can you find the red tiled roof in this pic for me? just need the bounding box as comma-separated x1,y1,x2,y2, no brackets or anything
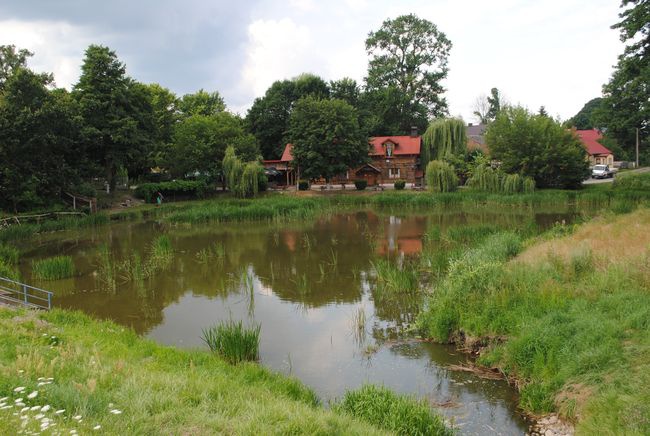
281,143,293,162
575,129,612,156
369,136,421,156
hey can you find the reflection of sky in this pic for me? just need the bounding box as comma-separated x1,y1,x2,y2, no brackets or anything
148,265,528,435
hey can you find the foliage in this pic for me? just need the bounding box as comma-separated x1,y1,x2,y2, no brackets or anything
0,243,19,265
202,319,261,364
134,180,207,203
335,384,452,436
166,112,258,180
595,0,649,164
486,87,502,121
421,118,467,167
486,106,589,189
73,45,155,193
145,83,179,167
222,146,266,198
0,45,50,91
613,170,650,190
467,167,535,194
394,180,406,190
288,96,368,181
354,180,368,190
0,308,385,434
298,180,309,191
177,89,225,117
565,97,603,130
425,160,458,192
474,87,502,124
329,77,360,107
365,14,452,120
0,67,87,211
32,256,75,280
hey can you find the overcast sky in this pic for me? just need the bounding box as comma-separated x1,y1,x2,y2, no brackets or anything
0,0,625,122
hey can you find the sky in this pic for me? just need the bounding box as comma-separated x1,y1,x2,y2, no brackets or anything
0,0,625,123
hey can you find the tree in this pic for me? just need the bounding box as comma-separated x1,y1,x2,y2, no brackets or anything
146,83,179,167
365,14,452,124
178,89,225,117
486,87,501,120
74,45,155,193
486,106,589,189
246,74,331,160
597,0,649,164
0,45,46,91
166,112,258,181
565,97,603,129
538,106,548,117
472,94,490,124
330,78,360,107
288,97,368,182
358,86,428,136
421,118,467,169
0,69,84,211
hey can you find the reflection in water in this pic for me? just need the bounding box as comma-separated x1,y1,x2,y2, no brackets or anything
18,206,590,435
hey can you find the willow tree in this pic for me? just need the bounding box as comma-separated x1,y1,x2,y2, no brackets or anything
425,160,458,192
421,118,466,168
223,145,264,198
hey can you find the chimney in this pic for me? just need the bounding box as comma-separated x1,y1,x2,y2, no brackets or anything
410,126,418,137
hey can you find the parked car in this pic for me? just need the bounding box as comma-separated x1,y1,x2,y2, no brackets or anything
592,164,614,179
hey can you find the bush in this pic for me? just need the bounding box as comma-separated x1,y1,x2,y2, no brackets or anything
335,384,451,436
394,180,406,190
202,319,261,364
354,180,368,190
134,180,207,203
425,160,458,192
298,180,309,191
613,171,650,191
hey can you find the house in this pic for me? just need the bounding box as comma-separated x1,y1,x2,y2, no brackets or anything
466,123,489,154
575,129,614,166
263,128,423,186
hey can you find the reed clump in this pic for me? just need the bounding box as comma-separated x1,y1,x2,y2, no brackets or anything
32,256,75,280
202,319,261,364
334,384,452,436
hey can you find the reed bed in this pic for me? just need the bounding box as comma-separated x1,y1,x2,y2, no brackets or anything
201,319,261,364
32,256,75,280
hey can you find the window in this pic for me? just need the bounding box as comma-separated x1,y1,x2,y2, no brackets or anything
385,142,394,157
389,168,400,179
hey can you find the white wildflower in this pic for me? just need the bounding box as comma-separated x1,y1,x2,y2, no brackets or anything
93,425,101,430
41,405,50,412
21,407,29,412
31,405,40,411
14,387,26,393
15,398,23,403
55,409,65,415
27,391,38,399
0,396,7,402
73,415,82,421
34,413,44,420
109,409,122,415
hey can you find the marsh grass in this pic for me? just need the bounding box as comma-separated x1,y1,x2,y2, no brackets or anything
145,235,173,274
371,259,419,299
32,256,75,280
201,319,261,364
335,384,452,436
350,306,367,345
0,243,19,265
96,244,116,292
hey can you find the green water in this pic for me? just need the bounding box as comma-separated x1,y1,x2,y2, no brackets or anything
18,206,592,435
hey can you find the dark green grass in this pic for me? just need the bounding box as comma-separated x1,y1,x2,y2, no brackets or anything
202,319,262,364
31,256,75,280
335,384,452,436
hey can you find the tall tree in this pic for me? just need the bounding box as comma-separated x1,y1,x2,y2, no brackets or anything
0,45,47,91
0,69,83,211
146,83,179,167
330,78,360,107
288,97,368,182
365,14,452,125
472,94,490,124
486,87,501,121
178,89,225,117
486,106,589,189
597,0,649,163
566,97,603,129
73,45,154,193
421,118,467,168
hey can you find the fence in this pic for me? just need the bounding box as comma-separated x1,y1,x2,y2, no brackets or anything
0,276,53,310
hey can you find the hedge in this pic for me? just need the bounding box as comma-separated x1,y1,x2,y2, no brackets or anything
134,180,208,203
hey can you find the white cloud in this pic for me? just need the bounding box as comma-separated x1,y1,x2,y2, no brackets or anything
0,19,96,89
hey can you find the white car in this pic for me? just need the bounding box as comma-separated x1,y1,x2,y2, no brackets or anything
591,164,613,179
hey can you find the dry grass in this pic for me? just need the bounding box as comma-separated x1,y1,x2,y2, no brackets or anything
515,209,650,269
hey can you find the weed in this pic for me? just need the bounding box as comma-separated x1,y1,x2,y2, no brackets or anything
201,319,261,364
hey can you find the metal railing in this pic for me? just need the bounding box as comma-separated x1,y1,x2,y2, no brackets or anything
0,276,53,310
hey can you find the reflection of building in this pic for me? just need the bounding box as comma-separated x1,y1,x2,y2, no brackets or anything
376,215,426,256
575,129,614,166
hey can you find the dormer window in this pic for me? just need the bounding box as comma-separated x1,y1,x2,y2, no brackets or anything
384,141,395,157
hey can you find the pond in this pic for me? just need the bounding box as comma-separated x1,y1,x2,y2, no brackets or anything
17,206,591,435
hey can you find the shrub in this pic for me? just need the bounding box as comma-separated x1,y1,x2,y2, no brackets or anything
523,177,536,193
0,243,19,265
425,160,458,192
298,180,309,191
335,384,451,436
467,165,501,192
502,173,523,194
613,171,650,191
394,180,406,190
134,180,207,203
354,180,368,190
32,256,75,280
202,319,261,364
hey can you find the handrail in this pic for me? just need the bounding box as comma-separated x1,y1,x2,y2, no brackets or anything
0,277,53,310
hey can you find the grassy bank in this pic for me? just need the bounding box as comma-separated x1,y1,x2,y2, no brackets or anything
417,208,650,433
0,308,391,435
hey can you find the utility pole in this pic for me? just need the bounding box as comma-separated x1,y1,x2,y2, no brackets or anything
636,127,640,168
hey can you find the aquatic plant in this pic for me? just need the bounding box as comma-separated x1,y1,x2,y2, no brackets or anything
97,244,117,292
146,235,173,273
334,384,452,436
371,259,419,299
0,243,19,265
201,319,261,364
32,256,75,280
350,306,367,345
425,160,458,192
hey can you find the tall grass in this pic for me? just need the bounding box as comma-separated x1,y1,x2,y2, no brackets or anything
201,319,261,364
146,235,173,273
0,243,19,265
335,384,452,436
32,256,75,280
371,259,419,299
97,244,116,292
612,170,650,190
